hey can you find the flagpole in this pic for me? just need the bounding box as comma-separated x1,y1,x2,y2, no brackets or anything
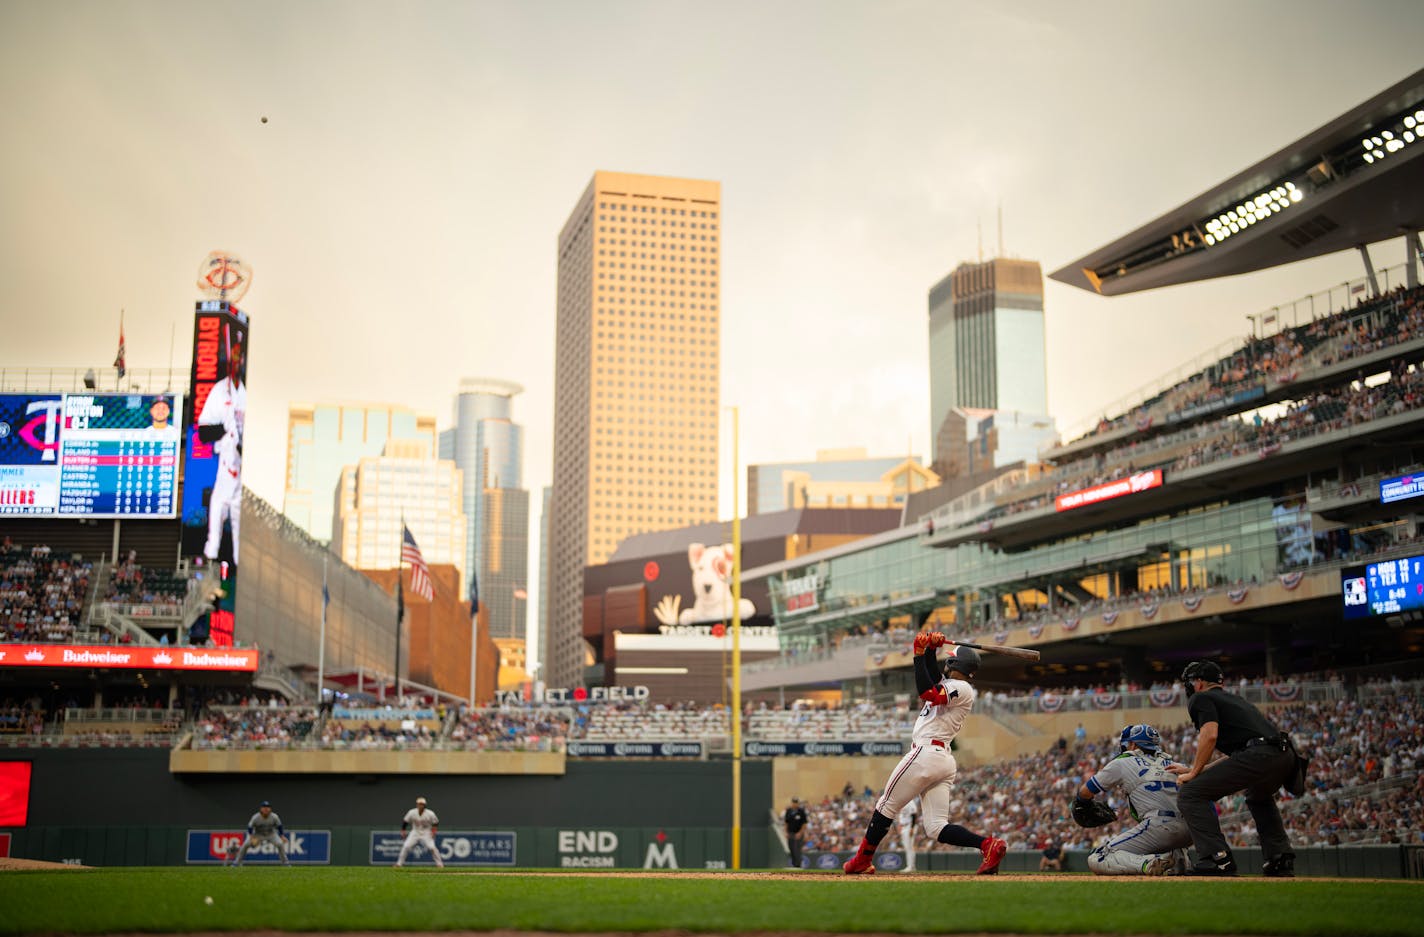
730,404,743,871
468,573,480,708
395,514,404,703
317,554,328,704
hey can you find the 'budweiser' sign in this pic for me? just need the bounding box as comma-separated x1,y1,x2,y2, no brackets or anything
0,644,258,672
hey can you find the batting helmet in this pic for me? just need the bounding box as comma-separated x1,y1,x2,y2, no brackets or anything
943,644,980,676
1119,724,1163,754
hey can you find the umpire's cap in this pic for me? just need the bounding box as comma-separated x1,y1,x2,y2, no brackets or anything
943,644,980,676
1181,660,1224,685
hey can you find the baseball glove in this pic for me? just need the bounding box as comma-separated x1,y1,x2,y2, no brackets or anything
1071,797,1117,828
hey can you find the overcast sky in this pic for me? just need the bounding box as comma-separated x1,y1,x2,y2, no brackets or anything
3,1,1421,543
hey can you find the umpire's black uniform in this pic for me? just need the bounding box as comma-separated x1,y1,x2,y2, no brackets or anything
783,799,809,868
1176,660,1297,876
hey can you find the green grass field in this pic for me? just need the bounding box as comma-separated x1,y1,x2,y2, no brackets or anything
0,868,1420,935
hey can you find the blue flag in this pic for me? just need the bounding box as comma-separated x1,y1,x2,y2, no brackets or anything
469,572,480,616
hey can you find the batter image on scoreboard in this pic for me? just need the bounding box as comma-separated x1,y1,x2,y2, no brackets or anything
195,333,246,567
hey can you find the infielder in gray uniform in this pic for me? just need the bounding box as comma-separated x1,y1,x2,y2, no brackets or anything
1076,725,1191,876
396,796,443,868
233,800,290,866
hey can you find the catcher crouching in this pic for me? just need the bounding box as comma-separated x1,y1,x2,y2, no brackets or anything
1072,724,1192,875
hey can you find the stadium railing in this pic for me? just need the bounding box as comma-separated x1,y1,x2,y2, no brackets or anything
1052,269,1417,444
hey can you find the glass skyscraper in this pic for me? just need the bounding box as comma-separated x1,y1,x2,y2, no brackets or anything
928,258,1055,475
283,402,437,543
438,379,529,643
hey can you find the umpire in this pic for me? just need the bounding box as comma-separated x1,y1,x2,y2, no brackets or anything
1171,660,1296,877
783,797,809,868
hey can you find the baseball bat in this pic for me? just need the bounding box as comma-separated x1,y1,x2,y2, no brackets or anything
948,640,1041,662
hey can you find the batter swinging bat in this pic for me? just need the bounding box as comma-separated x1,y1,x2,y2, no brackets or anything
946,640,1040,662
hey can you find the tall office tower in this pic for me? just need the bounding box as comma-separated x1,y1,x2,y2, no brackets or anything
535,484,552,683
330,437,467,589
438,379,529,642
284,403,437,543
928,258,1052,476
545,171,722,689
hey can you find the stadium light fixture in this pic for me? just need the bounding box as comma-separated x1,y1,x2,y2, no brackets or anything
1202,175,1306,246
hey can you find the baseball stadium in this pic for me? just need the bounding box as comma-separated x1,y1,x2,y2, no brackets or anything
4,65,1424,937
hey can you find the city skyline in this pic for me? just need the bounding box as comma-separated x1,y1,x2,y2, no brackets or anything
4,3,1423,674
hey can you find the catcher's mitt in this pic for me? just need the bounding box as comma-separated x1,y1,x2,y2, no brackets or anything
1071,797,1117,828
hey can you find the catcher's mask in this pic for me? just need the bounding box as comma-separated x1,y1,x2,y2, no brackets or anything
1119,724,1163,754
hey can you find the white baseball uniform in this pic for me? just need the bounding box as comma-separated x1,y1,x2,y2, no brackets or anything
396,806,443,867
198,375,245,565
1083,749,1192,875
874,671,976,843
896,795,921,871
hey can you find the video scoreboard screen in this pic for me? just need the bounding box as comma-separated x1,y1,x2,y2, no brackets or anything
1380,473,1424,505
1341,553,1424,620
0,392,182,518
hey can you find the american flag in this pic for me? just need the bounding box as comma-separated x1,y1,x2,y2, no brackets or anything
401,525,433,600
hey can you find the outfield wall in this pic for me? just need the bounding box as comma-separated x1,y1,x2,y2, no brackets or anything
1,824,762,869
2,748,775,867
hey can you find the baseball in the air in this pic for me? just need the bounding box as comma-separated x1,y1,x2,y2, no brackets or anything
204,896,214,905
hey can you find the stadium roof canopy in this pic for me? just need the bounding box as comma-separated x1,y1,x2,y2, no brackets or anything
1051,68,1424,296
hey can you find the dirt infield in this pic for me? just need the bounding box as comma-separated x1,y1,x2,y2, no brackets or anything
0,856,90,871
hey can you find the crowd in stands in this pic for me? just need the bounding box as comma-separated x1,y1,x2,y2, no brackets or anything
797,686,1424,855
984,359,1424,528
105,550,186,615
0,698,45,735
191,705,320,750
0,540,91,643
1077,283,1424,443
578,700,729,741
745,699,910,739
449,706,571,750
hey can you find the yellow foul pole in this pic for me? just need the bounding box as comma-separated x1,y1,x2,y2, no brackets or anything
730,405,743,869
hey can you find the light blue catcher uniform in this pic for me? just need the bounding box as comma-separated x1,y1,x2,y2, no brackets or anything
1083,725,1192,875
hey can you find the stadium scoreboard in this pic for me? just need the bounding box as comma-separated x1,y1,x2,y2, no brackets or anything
0,392,182,518
1342,553,1424,619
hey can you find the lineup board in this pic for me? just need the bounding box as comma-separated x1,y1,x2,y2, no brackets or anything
0,393,182,518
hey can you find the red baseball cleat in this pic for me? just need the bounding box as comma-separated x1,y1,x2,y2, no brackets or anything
976,837,1007,875
843,850,877,875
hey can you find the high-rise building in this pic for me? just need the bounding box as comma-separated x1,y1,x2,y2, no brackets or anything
928,258,1053,476
283,402,437,543
438,379,529,643
534,484,551,682
329,437,467,590
545,171,722,689
747,447,938,515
